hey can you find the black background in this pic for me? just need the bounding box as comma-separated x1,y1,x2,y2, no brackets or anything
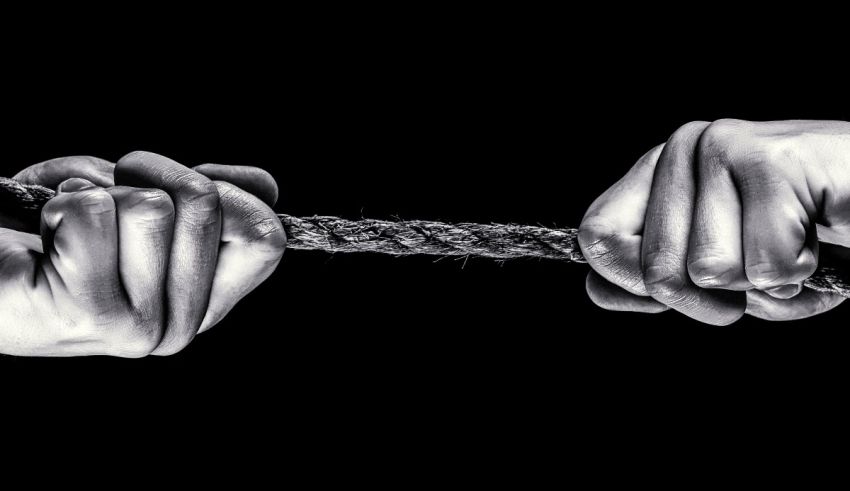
2,11,848,477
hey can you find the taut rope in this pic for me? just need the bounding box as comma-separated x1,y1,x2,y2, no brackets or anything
1,177,848,298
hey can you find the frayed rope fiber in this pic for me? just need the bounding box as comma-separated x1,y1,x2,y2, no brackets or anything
1,177,848,297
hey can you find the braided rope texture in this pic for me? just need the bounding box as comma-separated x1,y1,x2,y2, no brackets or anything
281,215,585,262
0,176,847,298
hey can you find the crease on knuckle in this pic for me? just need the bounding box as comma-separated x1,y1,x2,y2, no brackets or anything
249,215,287,256
621,273,648,293
578,218,620,264
745,261,788,287
174,174,220,211
645,272,690,304
215,181,237,200
643,250,690,302
128,190,175,220
71,189,115,215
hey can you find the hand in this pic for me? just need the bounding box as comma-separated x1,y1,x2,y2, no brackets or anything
0,151,285,356
578,119,850,324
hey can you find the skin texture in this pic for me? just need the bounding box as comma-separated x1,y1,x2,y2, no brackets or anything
579,120,850,324
0,152,285,357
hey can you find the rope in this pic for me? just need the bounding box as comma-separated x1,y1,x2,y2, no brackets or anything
1,177,848,298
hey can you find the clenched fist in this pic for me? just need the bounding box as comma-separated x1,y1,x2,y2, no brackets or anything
579,120,850,324
0,152,286,356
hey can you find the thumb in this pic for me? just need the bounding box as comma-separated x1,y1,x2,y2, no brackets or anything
14,156,115,189
1,157,114,234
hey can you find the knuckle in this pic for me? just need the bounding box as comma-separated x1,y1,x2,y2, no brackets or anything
41,190,115,228
706,118,746,138
75,187,111,204
642,251,689,301
41,194,68,223
698,119,746,160
175,175,220,212
250,216,287,257
669,120,711,145
577,217,619,265
745,261,790,288
68,188,115,216
131,187,169,204
644,270,689,302
126,189,175,220
747,252,817,288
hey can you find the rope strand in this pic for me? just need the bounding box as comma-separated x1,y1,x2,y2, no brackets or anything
1,176,848,298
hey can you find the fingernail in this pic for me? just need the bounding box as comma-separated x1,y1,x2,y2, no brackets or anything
764,283,802,300
57,178,96,193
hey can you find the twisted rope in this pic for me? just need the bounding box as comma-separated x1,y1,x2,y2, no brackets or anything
1,177,848,298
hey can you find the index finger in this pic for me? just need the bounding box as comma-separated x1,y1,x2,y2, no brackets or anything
578,144,664,296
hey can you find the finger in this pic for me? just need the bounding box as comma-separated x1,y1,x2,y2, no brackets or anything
114,151,222,356
746,288,845,321
585,271,669,313
737,166,818,290
40,183,126,312
197,180,286,333
578,144,664,296
193,164,279,207
57,177,98,193
687,147,751,290
15,156,115,188
641,122,746,326
103,186,175,323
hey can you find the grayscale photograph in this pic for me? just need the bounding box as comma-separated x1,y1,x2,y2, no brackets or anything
1,6,845,484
